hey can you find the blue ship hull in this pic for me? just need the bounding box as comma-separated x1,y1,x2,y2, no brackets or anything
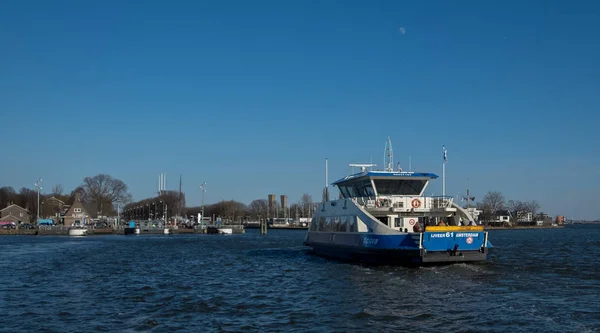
304,232,490,265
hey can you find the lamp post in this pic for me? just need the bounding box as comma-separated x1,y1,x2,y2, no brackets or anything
200,182,206,226
116,202,121,227
34,178,42,224
159,200,165,220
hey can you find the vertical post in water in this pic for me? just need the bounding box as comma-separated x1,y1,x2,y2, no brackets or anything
260,218,267,235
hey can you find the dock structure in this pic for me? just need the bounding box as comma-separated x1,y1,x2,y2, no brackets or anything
0,223,245,236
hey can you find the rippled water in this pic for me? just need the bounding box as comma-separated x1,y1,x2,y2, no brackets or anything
1,225,599,333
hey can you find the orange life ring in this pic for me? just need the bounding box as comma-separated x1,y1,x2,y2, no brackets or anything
411,198,421,208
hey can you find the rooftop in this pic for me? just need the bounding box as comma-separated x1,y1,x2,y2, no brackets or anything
332,170,439,185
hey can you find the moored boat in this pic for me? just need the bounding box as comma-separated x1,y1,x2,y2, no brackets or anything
218,228,232,234
124,221,140,235
206,226,233,234
68,227,88,236
303,138,492,265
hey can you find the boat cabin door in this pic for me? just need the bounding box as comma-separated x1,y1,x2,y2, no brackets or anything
389,215,402,231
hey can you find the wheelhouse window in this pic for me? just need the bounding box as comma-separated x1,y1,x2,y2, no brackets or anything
336,179,374,198
373,179,427,195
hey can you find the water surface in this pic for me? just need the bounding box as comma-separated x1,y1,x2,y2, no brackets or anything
1,225,598,332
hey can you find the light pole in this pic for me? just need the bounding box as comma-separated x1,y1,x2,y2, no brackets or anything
160,200,165,221
200,182,206,225
34,178,42,224
116,202,121,227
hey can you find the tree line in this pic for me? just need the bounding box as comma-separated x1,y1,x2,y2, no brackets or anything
478,191,542,222
1,173,317,224
0,174,132,222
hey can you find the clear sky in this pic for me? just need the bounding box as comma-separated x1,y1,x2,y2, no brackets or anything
1,0,599,220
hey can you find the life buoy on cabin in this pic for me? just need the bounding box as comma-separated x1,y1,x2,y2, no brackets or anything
375,199,383,208
411,198,422,209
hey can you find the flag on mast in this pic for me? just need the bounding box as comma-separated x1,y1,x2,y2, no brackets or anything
443,145,448,164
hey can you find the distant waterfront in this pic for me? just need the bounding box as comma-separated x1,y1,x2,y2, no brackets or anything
0,225,598,332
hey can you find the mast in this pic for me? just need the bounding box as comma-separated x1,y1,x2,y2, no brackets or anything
325,158,329,202
462,187,475,209
178,174,182,218
442,145,447,197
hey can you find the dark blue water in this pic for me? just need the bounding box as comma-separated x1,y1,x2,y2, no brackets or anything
1,225,599,333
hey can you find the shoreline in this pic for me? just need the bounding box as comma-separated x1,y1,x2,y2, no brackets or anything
0,224,568,236
484,225,564,230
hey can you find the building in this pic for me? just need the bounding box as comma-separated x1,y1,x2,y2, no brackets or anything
0,204,31,224
486,209,512,226
534,213,553,226
516,210,534,225
43,196,66,219
516,211,533,223
63,194,90,227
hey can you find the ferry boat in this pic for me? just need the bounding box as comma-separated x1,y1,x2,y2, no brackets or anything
303,139,492,265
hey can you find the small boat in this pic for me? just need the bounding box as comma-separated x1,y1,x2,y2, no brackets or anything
68,227,88,236
124,221,140,235
217,228,232,234
303,138,492,266
206,226,233,234
68,219,88,236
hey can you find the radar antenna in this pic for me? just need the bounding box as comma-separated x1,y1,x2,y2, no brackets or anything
462,188,476,208
349,163,376,173
384,137,394,171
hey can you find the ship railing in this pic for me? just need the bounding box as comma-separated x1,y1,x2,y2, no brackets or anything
352,197,377,208
429,196,454,209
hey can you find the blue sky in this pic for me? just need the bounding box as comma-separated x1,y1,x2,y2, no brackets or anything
1,0,599,220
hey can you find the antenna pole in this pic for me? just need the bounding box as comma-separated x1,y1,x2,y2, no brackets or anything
201,182,206,224
466,188,470,208
34,178,42,224
442,145,447,197
178,175,182,218
443,163,445,197
384,137,394,171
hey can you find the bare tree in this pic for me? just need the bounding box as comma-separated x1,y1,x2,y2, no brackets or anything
52,184,64,196
300,193,313,218
248,199,268,219
506,200,525,222
482,191,505,222
322,187,330,202
82,174,132,216
524,200,541,216
68,186,89,204
289,203,301,219
18,187,39,222
0,186,17,208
